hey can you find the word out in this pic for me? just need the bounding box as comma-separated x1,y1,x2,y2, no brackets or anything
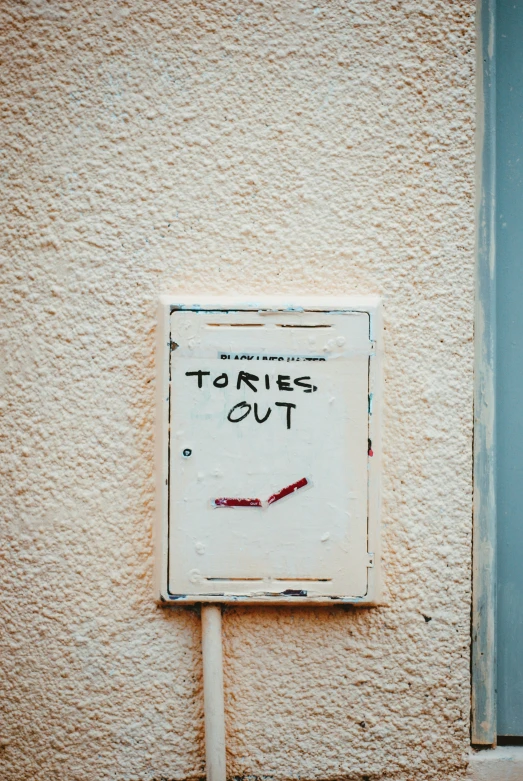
227,400,295,429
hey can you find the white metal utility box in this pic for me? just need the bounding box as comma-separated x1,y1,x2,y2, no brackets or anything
155,297,382,605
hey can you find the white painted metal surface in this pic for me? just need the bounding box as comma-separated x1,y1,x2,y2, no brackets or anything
155,297,382,604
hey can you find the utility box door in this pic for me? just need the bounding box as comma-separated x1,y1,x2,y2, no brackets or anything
156,300,382,604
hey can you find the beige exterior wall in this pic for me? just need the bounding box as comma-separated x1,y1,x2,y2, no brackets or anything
0,1,475,779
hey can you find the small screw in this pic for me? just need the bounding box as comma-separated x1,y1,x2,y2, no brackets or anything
182,449,192,458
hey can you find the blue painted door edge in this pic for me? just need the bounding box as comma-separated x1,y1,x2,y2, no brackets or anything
472,0,497,748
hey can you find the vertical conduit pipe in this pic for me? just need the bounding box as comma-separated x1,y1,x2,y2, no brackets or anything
201,604,226,781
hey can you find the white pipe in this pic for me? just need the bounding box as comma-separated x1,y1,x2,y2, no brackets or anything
201,604,226,781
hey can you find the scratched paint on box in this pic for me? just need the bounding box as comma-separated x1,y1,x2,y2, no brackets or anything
212,477,310,509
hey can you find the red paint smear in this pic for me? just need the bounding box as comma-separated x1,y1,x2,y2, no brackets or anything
368,449,374,457
214,497,262,508
267,477,309,506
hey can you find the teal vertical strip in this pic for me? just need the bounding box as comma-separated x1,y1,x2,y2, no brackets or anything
495,0,523,738
472,0,497,747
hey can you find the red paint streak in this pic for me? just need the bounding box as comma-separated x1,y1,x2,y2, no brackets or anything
214,497,262,508
368,449,374,457
267,477,309,505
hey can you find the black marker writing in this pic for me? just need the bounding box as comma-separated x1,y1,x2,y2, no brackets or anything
276,375,293,392
185,370,210,388
227,401,251,423
185,369,314,429
186,369,317,393
237,371,259,392
294,376,318,393
253,403,271,423
213,373,228,388
275,402,296,430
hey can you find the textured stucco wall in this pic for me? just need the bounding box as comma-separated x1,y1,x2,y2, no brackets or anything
0,1,475,779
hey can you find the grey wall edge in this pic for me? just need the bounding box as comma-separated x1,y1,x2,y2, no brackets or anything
472,0,497,747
